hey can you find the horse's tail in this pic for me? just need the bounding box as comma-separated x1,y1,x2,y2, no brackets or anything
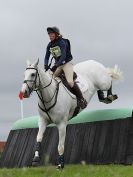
107,65,123,81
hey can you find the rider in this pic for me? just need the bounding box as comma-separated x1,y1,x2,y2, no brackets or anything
44,26,87,109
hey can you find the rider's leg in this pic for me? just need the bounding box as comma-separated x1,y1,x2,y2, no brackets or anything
53,66,62,78
63,62,87,109
71,82,87,109
62,61,74,88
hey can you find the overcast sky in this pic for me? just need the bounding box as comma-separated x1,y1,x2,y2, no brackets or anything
0,0,133,140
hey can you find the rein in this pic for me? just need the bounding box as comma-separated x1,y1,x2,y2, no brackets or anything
24,67,60,121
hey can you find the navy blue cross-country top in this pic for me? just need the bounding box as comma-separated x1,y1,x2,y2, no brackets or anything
44,37,73,66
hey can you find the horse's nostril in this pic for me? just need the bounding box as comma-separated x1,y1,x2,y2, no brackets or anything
23,90,28,96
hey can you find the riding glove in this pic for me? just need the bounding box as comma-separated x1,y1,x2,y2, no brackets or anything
51,65,57,72
44,65,49,71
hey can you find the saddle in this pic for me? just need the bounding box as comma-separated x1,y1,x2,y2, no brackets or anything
58,71,80,117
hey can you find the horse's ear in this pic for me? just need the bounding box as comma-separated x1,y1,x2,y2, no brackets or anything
32,58,39,67
27,60,31,67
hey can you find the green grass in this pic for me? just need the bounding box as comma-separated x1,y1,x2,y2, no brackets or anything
0,165,133,177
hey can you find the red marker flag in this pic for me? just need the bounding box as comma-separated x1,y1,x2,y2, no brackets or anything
18,91,24,119
18,91,23,100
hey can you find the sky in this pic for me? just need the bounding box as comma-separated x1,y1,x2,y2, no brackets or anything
0,0,133,141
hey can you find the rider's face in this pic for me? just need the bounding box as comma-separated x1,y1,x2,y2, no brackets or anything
48,33,56,41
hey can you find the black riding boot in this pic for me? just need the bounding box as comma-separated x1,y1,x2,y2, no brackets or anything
71,82,87,109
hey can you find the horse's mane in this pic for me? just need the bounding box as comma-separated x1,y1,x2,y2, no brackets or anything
37,67,54,85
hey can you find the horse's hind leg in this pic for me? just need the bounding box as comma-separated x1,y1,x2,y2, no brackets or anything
107,84,118,101
57,121,67,170
32,116,47,167
107,84,113,96
97,90,112,104
97,90,105,101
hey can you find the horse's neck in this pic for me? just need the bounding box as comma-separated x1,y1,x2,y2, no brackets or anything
38,68,56,102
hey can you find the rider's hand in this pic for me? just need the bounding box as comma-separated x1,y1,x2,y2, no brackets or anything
51,65,57,72
44,65,49,71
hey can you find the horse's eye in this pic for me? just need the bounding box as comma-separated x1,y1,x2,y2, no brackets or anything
31,73,35,77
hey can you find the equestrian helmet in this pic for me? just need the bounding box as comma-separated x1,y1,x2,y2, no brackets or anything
47,26,60,35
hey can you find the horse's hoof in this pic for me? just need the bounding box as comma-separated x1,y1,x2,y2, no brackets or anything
99,98,112,104
113,94,118,100
57,154,64,170
56,164,64,170
32,161,40,167
107,94,118,101
32,156,40,167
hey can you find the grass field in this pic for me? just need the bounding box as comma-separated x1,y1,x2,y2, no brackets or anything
0,165,133,177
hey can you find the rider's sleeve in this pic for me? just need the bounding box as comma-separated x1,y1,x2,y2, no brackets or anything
55,41,66,66
44,43,51,66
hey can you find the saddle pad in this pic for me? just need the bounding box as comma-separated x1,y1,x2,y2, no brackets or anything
54,73,88,95
75,74,88,93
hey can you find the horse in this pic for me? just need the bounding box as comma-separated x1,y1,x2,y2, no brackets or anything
20,59,122,169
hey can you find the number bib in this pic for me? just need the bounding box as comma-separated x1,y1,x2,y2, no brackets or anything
50,46,61,58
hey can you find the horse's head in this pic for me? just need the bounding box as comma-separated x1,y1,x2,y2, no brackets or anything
21,59,39,98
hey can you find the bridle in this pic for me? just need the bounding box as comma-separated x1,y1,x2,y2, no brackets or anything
24,67,54,92
23,67,39,94
23,67,60,121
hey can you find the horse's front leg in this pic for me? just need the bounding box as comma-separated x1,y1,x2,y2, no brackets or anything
32,116,47,167
57,121,67,170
